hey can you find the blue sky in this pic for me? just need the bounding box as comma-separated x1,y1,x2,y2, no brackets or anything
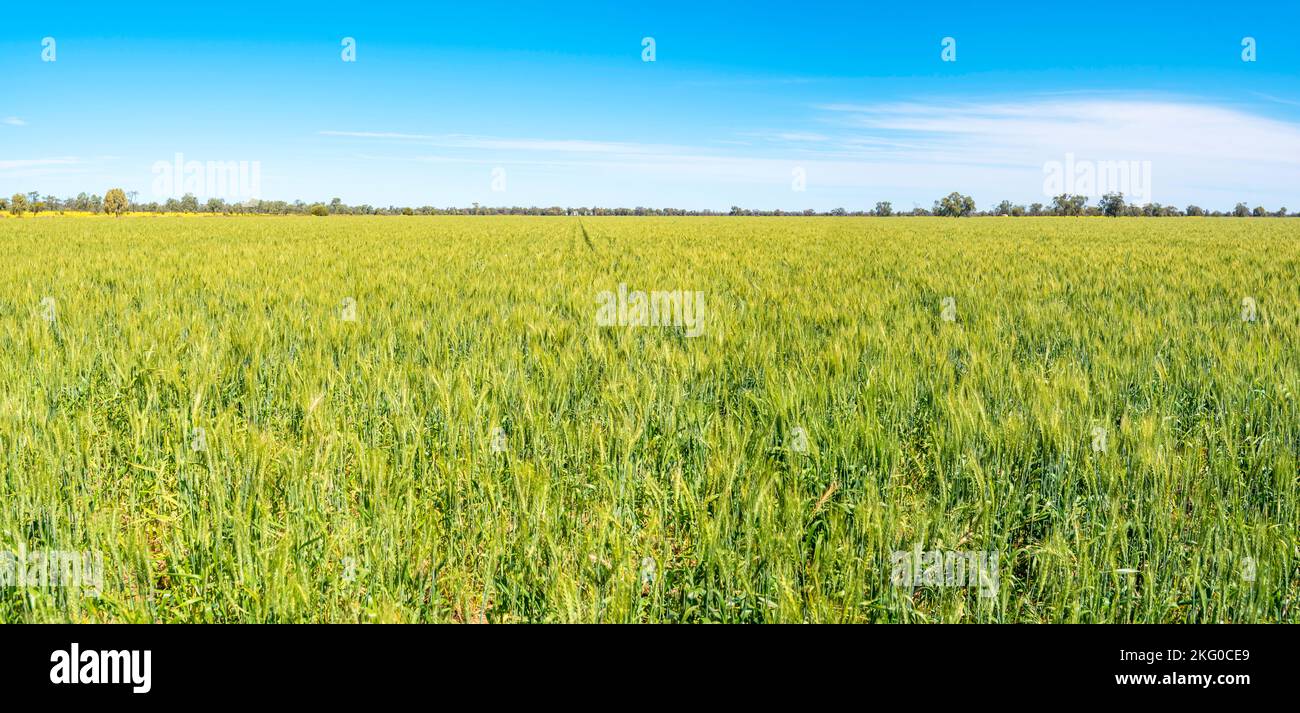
3,1,1299,210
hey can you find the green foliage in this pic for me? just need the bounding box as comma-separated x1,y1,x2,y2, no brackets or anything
103,188,129,217
1052,194,1088,216
1099,192,1126,217
934,192,975,217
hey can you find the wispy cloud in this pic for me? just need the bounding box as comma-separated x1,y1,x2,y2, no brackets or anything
322,131,689,155
319,130,434,141
0,157,79,170
740,131,831,143
1251,92,1300,109
319,96,1300,207
806,98,1300,204
2,117,26,126
814,98,1300,166
0,157,87,181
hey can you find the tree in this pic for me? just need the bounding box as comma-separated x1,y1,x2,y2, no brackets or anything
1252,206,1267,217
1099,192,1126,217
933,192,975,217
874,201,893,216
1185,205,1204,216
179,193,199,213
1233,202,1250,217
1051,194,1087,216
309,203,329,216
993,200,1013,216
103,188,129,217
9,193,27,216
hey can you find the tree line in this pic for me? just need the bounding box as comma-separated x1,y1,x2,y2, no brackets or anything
2,189,1293,218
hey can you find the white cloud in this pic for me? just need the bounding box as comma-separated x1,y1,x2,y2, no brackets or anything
740,131,831,143
2,117,26,126
809,98,1300,206
816,99,1300,165
323,130,688,155
320,97,1300,208
319,130,434,140
0,157,79,170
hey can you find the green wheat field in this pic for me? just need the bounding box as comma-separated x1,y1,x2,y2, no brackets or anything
1,215,1296,623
